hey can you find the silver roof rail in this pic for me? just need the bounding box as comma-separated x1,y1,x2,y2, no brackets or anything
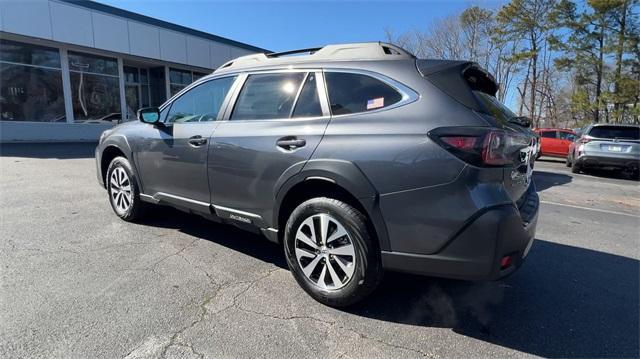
215,42,414,72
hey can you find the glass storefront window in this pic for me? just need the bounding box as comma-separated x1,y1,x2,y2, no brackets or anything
68,51,118,76
193,72,208,81
0,39,61,68
0,40,65,122
69,51,121,123
170,68,192,85
123,66,152,120
169,68,207,96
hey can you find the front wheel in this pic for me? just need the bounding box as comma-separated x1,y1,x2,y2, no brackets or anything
284,198,382,307
106,156,147,221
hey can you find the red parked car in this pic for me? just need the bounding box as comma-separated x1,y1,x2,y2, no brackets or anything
534,128,578,158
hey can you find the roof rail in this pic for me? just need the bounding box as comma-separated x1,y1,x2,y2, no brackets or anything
266,47,322,58
215,42,414,72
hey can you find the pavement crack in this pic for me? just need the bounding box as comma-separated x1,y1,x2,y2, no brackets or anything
234,305,434,358
157,267,279,358
158,286,219,359
208,267,281,316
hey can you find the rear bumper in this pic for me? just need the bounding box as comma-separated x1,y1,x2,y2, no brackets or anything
381,187,538,280
576,153,639,169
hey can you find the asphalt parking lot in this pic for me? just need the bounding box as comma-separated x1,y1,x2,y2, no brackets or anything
1,144,638,358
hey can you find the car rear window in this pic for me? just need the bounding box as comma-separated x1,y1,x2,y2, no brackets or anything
588,126,640,140
473,90,517,127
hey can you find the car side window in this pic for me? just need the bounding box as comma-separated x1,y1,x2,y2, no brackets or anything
230,72,306,120
166,76,236,124
292,73,322,118
325,72,403,115
540,131,556,138
559,132,576,141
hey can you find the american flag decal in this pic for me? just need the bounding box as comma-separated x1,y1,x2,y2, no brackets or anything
366,97,384,110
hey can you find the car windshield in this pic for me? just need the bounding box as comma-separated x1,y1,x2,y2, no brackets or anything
473,91,517,126
588,126,640,140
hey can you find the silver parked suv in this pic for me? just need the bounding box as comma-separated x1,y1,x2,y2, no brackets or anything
95,42,539,307
567,124,640,175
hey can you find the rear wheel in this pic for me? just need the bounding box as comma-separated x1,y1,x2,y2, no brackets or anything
106,156,147,221
571,159,582,174
284,197,382,307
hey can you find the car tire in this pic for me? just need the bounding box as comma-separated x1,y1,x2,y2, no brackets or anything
106,156,147,221
284,197,382,307
566,154,572,167
571,159,581,174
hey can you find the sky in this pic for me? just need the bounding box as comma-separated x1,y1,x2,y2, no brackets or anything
98,0,506,52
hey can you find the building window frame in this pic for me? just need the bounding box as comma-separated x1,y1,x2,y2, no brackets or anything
168,67,210,97
0,39,67,124
0,34,214,125
67,50,122,124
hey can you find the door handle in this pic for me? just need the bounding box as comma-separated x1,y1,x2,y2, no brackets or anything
276,137,306,150
188,135,208,147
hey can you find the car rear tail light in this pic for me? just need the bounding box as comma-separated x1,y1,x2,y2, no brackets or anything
440,136,478,151
580,136,592,144
429,127,530,167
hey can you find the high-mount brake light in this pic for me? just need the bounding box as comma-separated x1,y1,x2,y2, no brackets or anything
429,127,530,167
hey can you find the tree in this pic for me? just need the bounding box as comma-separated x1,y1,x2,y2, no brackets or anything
496,0,558,127
460,6,494,65
607,0,639,122
384,7,523,104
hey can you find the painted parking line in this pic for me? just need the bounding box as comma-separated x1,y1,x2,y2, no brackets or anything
540,200,640,218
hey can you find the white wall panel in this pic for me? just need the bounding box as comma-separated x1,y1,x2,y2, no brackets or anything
128,21,160,59
210,42,232,68
231,47,256,58
159,29,187,63
50,1,93,47
186,36,210,68
92,12,129,53
0,0,52,39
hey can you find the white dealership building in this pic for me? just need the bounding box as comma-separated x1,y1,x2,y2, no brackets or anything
0,0,265,142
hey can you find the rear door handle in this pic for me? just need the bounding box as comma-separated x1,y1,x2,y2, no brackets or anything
276,137,306,150
188,135,208,147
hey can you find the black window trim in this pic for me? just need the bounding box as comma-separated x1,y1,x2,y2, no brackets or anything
323,68,419,118
221,69,331,122
160,74,239,125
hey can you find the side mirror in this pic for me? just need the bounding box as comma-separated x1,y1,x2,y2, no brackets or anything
138,107,160,124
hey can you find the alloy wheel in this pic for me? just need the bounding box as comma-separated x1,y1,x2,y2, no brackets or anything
294,213,356,290
109,166,133,214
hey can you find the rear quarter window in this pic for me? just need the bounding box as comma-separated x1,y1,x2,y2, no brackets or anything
325,72,402,115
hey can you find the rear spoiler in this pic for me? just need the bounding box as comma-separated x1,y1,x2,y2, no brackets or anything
417,59,498,112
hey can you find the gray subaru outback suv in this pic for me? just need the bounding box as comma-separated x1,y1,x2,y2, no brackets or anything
96,42,539,307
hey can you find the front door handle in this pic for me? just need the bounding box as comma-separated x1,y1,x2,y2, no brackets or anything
276,137,306,150
188,135,208,147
